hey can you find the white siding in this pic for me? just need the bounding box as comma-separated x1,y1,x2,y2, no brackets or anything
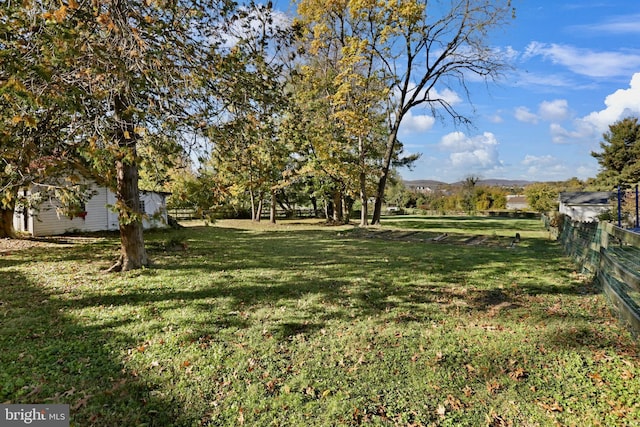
559,203,609,222
17,183,168,236
140,191,168,229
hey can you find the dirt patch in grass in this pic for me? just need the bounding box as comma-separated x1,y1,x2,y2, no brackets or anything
344,227,518,247
0,236,105,255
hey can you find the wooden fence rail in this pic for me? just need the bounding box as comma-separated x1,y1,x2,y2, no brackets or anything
555,216,640,336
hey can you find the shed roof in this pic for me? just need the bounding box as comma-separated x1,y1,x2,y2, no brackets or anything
559,191,613,205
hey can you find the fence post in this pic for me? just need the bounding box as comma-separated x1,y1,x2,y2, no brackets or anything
618,185,622,228
636,184,640,228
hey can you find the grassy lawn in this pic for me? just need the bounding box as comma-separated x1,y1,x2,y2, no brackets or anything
1,216,638,426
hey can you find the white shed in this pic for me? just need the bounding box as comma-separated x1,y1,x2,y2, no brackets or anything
13,184,169,237
558,192,613,222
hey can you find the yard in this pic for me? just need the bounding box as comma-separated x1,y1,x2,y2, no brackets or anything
0,216,638,426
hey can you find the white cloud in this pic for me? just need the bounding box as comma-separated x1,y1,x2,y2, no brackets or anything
516,99,570,125
581,72,640,131
539,99,570,122
553,72,640,144
398,85,462,108
523,42,640,78
520,154,569,179
514,106,539,124
511,70,576,89
488,113,503,124
550,122,594,144
439,131,501,169
218,7,291,49
520,154,597,181
399,111,436,134
571,14,640,35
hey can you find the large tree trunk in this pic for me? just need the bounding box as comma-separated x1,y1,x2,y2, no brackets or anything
108,156,149,272
0,206,16,238
107,95,148,272
344,195,353,224
332,190,343,223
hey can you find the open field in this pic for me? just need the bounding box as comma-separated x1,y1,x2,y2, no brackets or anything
1,216,638,426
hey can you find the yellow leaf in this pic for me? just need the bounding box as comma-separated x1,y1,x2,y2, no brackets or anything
123,130,131,139
53,5,68,23
24,116,36,127
11,116,22,125
68,0,79,9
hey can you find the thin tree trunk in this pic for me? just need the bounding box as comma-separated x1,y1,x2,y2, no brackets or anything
310,195,318,217
358,136,368,227
270,189,277,224
325,199,333,221
0,206,16,238
371,118,401,225
250,188,257,221
359,171,368,227
256,197,263,222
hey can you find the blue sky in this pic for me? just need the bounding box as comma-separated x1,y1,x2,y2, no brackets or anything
275,1,640,183
400,1,640,183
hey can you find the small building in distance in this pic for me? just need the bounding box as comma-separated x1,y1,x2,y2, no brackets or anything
506,195,528,210
558,192,613,222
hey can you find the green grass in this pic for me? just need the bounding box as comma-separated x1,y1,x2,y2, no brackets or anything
1,216,638,426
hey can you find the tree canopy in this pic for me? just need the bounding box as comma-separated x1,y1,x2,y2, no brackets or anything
592,116,640,189
294,0,515,224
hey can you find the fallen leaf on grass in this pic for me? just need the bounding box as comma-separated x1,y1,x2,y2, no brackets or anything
621,369,635,380
25,386,42,398
537,400,563,413
588,372,605,386
486,410,512,427
463,386,474,398
62,387,76,398
446,394,464,410
72,394,92,411
486,380,500,395
237,407,244,425
508,368,528,381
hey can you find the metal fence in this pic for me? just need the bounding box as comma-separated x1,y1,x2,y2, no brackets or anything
555,216,640,336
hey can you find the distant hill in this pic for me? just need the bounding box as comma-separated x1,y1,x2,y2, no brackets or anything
402,179,447,189
453,179,535,188
404,178,534,189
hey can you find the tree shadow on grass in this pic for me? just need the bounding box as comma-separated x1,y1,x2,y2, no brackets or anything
0,269,174,426
66,225,605,330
